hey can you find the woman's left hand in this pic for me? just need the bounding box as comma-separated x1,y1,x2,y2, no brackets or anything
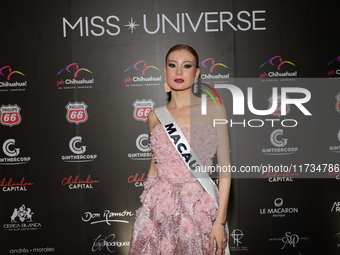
210,222,227,255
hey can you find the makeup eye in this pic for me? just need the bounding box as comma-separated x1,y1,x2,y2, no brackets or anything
168,63,176,68
183,64,192,69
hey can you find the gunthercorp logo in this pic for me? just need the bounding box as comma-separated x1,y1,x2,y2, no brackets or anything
61,136,97,162
56,63,94,89
327,56,340,78
4,204,42,231
329,130,340,153
128,134,151,160
268,94,291,117
262,129,298,155
132,99,155,122
199,58,230,81
0,104,21,127
124,60,161,87
260,56,297,80
0,65,27,92
0,139,31,165
65,102,88,124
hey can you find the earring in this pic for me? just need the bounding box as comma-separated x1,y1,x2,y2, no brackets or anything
164,77,171,92
193,78,198,93
164,83,171,92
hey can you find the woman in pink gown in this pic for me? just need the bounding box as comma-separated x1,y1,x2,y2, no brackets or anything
129,44,231,255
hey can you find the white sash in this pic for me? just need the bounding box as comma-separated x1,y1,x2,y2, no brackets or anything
154,106,218,202
154,106,230,255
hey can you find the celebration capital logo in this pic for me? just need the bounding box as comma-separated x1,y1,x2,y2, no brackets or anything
199,58,230,80
0,177,34,192
56,63,94,89
127,171,147,188
61,175,100,190
260,56,297,79
0,104,22,127
124,61,161,87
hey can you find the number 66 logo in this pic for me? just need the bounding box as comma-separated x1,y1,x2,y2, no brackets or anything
132,99,155,122
0,104,22,127
65,102,88,124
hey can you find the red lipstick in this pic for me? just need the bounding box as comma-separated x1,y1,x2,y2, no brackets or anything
174,79,184,83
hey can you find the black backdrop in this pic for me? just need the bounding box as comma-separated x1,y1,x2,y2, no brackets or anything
1,0,339,254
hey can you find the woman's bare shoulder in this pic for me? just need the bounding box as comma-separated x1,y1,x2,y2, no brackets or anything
206,99,228,119
147,109,160,131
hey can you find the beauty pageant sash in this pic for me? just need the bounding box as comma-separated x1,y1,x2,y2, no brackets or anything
154,106,217,202
155,106,230,255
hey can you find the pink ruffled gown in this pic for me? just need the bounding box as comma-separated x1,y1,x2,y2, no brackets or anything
129,124,219,255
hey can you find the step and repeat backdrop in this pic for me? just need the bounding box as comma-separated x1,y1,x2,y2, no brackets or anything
1,0,339,254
